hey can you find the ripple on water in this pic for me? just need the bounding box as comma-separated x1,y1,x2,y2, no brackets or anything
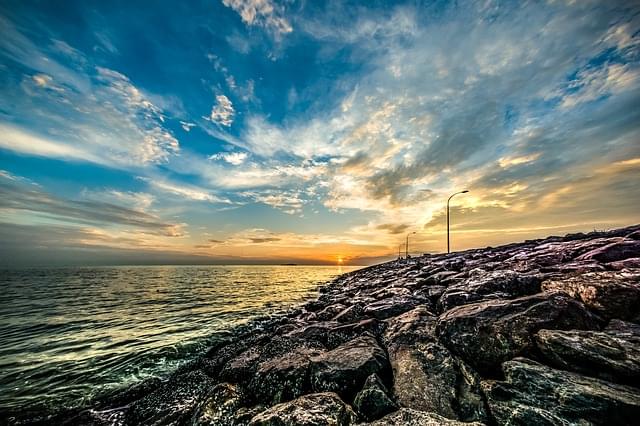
0,265,358,415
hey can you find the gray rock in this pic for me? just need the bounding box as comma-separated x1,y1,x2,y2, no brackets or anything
365,408,485,425
310,335,390,400
363,296,424,320
353,374,398,422
534,319,640,386
438,270,541,312
481,358,640,426
248,392,357,426
541,271,640,320
436,292,602,374
575,238,640,263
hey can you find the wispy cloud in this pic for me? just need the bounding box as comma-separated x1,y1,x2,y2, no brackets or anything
210,94,235,127
222,0,292,37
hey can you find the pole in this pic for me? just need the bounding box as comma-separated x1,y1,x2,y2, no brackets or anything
406,231,416,258
447,190,469,254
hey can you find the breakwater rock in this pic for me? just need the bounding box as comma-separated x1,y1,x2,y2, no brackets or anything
24,226,640,425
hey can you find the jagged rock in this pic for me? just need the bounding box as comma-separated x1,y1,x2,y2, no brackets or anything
248,392,357,426
249,347,324,405
436,292,602,374
126,370,214,424
575,238,640,263
534,319,640,386
363,296,425,320
366,408,485,425
382,306,485,422
192,382,243,425
541,271,640,320
481,358,640,425
310,303,349,321
327,318,386,349
353,374,398,421
609,257,640,270
310,335,390,400
438,270,542,312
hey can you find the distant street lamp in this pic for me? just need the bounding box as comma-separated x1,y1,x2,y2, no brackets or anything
406,231,416,258
447,190,469,253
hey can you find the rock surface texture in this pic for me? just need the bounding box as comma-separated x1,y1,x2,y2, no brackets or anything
20,225,640,425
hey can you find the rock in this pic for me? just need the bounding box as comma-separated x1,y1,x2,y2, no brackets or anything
353,374,398,422
366,408,485,425
310,335,390,401
534,319,640,386
327,318,386,349
383,306,486,422
311,303,349,321
438,270,542,312
126,370,214,424
249,347,324,405
363,296,425,320
248,392,357,426
541,271,640,320
333,305,365,323
192,382,243,425
609,257,640,270
575,238,640,263
436,292,602,374
481,358,640,426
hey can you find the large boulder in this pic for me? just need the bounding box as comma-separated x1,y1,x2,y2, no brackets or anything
575,238,640,263
192,382,244,426
310,335,390,401
248,392,357,426
534,319,640,386
481,358,640,425
353,374,398,422
541,271,640,320
249,347,324,405
126,370,214,424
366,408,485,425
438,270,542,312
363,296,426,320
436,292,602,374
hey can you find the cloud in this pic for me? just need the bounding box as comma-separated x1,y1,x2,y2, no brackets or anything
210,94,235,127
139,177,229,203
209,151,248,165
222,0,292,36
0,18,180,168
0,172,183,237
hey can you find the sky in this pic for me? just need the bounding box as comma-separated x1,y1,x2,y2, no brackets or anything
0,0,639,266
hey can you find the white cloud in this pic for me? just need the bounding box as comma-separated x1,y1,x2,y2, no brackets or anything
222,0,292,36
139,177,229,203
210,94,235,127
208,151,248,165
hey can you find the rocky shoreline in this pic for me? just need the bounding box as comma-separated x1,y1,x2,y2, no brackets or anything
14,225,640,425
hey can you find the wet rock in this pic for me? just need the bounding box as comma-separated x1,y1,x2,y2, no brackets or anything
352,374,398,422
249,347,323,405
436,292,602,374
481,358,640,425
438,271,542,312
126,370,214,424
192,382,243,425
363,296,425,320
248,392,357,426
309,303,349,321
541,271,640,320
575,238,640,263
366,408,485,425
534,319,640,386
310,335,390,401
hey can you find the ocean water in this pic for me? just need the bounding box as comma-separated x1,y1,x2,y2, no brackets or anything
0,265,358,416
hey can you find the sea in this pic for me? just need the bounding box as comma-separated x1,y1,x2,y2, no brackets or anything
0,265,359,417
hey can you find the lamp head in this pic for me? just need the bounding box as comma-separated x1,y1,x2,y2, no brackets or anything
461,190,469,193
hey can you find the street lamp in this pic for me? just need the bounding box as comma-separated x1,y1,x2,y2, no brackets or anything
447,190,469,253
406,231,416,258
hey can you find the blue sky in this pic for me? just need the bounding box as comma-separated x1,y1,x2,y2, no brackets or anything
1,0,639,265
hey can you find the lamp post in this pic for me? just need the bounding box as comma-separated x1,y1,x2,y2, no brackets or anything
447,190,469,253
406,231,416,258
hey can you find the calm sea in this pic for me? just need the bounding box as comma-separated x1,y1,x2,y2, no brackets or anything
0,265,358,416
